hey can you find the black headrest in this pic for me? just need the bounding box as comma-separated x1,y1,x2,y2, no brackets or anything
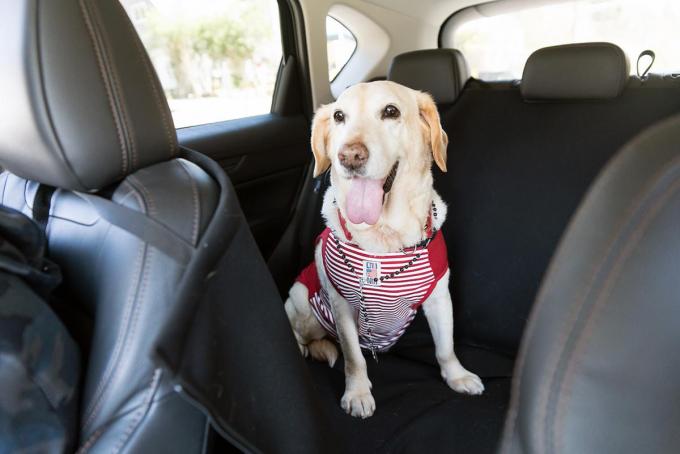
521,43,629,101
387,49,469,105
0,0,178,192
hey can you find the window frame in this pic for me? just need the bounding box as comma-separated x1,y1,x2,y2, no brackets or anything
326,4,390,100
326,15,358,83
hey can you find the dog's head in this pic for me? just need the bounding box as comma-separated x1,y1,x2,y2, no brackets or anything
310,81,448,225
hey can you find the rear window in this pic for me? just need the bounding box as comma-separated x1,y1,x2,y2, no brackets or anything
326,16,357,81
445,0,680,81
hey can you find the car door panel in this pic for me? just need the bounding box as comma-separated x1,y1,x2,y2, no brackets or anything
178,113,311,258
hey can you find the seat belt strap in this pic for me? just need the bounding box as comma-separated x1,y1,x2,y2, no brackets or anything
32,184,56,232
75,192,195,265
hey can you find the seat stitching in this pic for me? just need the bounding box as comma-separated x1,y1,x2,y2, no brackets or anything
544,161,680,451
81,182,148,432
536,162,680,453
76,428,103,454
87,0,137,170
532,258,617,452
24,180,33,211
101,175,158,390
128,175,158,218
116,0,176,158
76,370,162,454
111,178,158,388
80,196,146,432
506,155,680,453
107,179,158,396
77,0,128,177
517,202,640,452
0,173,8,205
110,369,163,454
34,0,89,190
552,178,680,453
177,160,200,245
103,177,157,450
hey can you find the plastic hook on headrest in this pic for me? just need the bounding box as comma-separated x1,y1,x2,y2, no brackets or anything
637,50,655,80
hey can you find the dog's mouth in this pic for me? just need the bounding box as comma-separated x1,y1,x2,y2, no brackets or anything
345,161,399,225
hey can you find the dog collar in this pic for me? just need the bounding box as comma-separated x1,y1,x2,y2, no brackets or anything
382,161,399,194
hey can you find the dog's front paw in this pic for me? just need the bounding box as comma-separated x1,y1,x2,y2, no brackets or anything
446,371,484,395
341,388,376,418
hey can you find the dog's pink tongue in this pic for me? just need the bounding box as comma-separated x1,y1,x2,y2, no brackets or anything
346,178,384,225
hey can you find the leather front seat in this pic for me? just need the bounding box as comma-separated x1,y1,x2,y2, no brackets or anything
501,114,680,453
0,0,221,451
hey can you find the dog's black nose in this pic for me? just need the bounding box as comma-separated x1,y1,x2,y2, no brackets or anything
338,142,369,171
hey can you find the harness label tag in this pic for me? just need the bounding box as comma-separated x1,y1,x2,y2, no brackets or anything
362,260,381,286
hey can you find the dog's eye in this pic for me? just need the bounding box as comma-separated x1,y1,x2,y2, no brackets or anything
333,110,345,123
382,104,400,120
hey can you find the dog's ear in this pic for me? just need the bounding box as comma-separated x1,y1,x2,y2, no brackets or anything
417,92,448,172
311,103,333,177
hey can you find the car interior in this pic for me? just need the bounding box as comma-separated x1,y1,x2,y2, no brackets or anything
1,0,678,453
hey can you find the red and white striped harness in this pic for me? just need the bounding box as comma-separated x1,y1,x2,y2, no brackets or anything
296,210,448,352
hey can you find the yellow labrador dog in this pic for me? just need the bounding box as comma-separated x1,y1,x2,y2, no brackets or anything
285,81,483,418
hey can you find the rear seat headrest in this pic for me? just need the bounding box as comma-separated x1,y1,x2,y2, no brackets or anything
388,49,469,104
521,43,629,101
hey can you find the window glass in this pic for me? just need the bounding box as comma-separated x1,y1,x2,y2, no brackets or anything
120,0,282,128
326,16,357,81
453,0,680,81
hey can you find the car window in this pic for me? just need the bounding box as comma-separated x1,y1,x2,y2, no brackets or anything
326,16,357,81
449,0,680,81
120,0,282,128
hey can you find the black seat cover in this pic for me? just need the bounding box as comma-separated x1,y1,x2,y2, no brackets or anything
501,113,680,454
437,43,680,355
298,45,680,453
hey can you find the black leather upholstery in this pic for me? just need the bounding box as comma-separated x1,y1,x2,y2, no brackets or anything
387,49,469,104
501,114,680,454
0,0,222,452
0,164,217,451
0,0,176,191
521,43,629,101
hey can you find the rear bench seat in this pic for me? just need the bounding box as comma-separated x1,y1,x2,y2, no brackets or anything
431,43,680,357
391,44,680,356
305,43,680,453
